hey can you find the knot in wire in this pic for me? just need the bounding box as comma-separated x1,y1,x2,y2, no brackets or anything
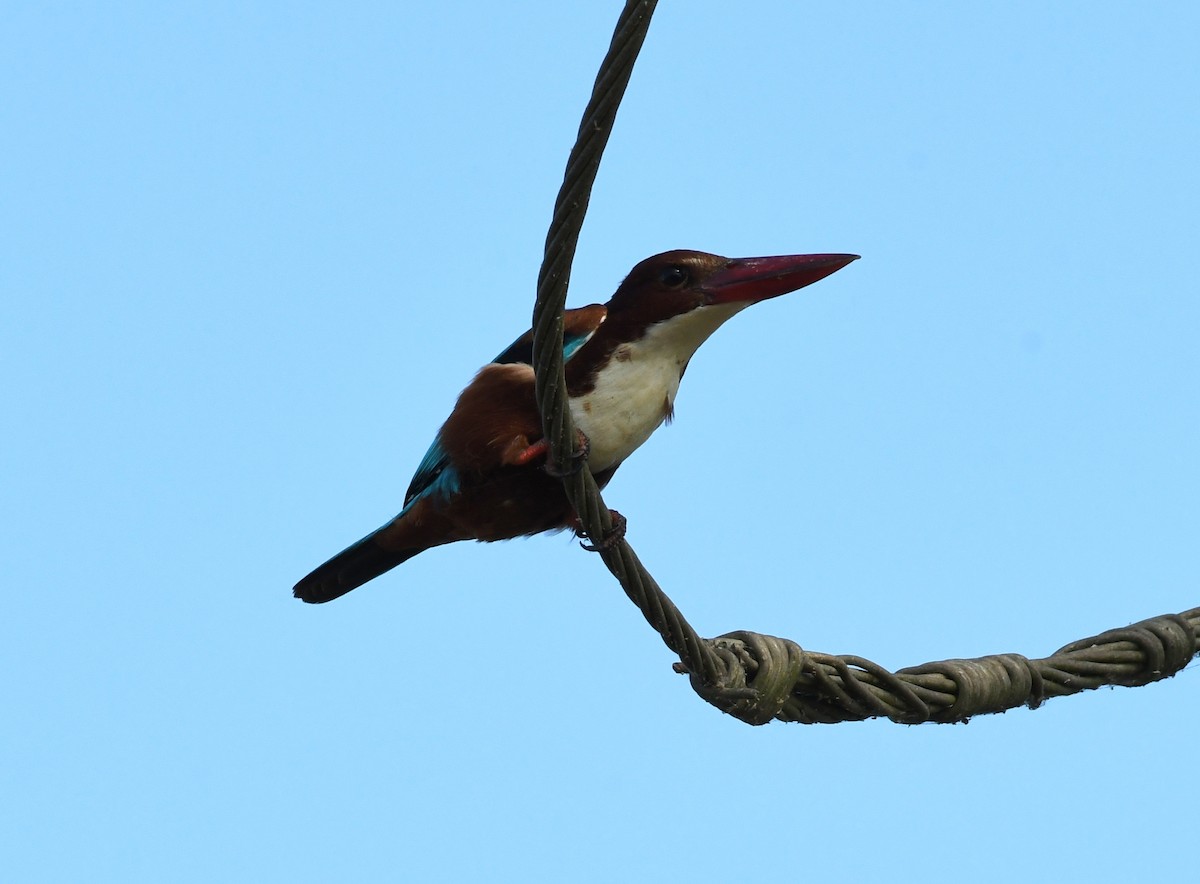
688,632,806,726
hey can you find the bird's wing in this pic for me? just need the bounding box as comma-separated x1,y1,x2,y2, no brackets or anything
489,304,607,366
401,305,608,509
402,436,462,510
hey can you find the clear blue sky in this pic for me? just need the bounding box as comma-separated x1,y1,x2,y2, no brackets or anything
3,3,1197,881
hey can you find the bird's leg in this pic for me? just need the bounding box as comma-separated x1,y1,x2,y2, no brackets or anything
577,509,627,552
509,429,591,473
509,438,550,466
542,428,591,478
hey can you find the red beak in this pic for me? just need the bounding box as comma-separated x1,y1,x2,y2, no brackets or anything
700,253,859,305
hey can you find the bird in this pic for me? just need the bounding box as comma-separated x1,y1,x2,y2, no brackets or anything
294,249,858,603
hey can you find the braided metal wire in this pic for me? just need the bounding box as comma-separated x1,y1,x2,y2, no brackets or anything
529,0,722,684
530,1,1198,725
685,610,1198,725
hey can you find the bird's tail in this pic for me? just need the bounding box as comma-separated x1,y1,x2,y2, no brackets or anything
293,529,424,604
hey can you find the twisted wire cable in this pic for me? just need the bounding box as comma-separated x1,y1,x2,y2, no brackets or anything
529,0,1198,725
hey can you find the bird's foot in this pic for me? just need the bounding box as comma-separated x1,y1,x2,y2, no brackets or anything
578,509,627,552
510,438,549,466
511,428,589,470
543,428,591,478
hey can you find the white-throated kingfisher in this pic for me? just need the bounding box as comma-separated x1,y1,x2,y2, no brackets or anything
295,249,858,603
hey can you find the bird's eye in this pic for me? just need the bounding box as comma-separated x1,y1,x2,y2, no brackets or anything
658,266,689,288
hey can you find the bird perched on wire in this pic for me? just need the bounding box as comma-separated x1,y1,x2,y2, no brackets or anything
294,249,858,603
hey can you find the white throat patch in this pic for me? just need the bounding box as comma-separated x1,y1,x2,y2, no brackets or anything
569,302,747,472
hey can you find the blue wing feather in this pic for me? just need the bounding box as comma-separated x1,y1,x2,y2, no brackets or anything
401,437,462,512
489,327,593,367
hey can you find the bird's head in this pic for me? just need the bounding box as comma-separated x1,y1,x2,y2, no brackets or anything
603,249,858,341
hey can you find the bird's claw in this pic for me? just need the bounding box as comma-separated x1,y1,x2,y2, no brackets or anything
578,509,627,552
543,428,591,478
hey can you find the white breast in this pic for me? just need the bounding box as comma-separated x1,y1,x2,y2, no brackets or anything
569,302,746,472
